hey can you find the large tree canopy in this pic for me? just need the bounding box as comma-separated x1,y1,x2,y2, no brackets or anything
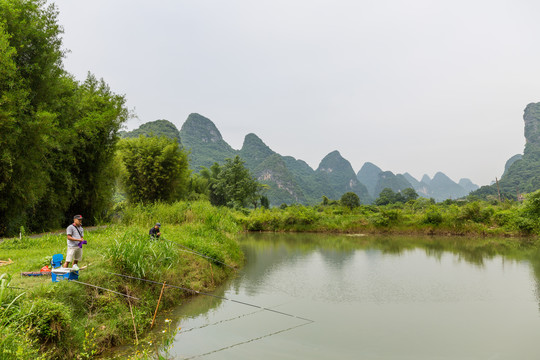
201,156,262,208
117,136,190,204
0,0,128,235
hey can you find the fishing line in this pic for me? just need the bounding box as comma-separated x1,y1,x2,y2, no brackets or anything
70,279,140,300
180,309,264,333
163,238,237,271
182,320,313,359
180,300,295,333
106,271,314,323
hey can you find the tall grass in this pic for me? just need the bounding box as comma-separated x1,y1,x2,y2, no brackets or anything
107,230,179,279
117,200,243,268
0,274,49,359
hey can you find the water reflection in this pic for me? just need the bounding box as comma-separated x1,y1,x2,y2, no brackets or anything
237,232,539,281
166,234,540,359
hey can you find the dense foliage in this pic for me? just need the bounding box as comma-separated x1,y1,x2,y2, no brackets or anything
238,190,540,236
0,0,127,236
375,187,419,205
200,156,262,208
117,136,190,204
340,192,360,209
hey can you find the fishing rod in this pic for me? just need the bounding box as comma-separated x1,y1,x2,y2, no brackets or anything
70,279,140,300
162,238,238,271
106,271,314,323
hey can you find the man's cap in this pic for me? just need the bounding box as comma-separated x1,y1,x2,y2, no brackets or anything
74,215,83,220
156,223,161,227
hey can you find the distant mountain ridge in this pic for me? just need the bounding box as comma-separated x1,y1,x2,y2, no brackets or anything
119,119,182,144
123,113,481,205
179,113,236,171
471,102,540,200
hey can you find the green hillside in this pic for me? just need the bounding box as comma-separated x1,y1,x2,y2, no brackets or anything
373,171,413,196
238,133,276,169
179,113,236,171
253,154,308,205
120,119,181,144
282,156,328,204
357,162,383,197
316,151,372,204
429,172,468,201
500,103,540,194
471,102,540,199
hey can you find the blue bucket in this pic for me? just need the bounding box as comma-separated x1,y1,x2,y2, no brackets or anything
51,270,79,282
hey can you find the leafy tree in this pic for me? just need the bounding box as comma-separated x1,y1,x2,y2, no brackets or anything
375,187,418,206
260,195,270,209
200,162,226,206
341,192,360,209
202,156,261,208
118,136,190,204
521,189,540,231
375,188,397,206
0,0,128,235
185,173,209,200
402,188,419,202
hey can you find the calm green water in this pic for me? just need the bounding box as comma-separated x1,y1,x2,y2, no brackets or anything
164,233,540,359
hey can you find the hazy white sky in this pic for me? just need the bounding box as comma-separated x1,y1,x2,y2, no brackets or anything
53,0,540,186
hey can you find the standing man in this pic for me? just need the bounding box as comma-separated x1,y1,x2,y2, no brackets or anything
149,223,161,239
64,215,84,268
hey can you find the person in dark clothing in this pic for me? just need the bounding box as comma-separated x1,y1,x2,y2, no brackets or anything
149,223,161,239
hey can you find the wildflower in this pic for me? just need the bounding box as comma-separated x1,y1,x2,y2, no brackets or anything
162,330,167,333
165,319,172,323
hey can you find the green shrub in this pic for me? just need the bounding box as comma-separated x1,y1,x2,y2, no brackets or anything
23,298,71,343
492,210,513,227
513,216,537,235
370,213,389,227
382,209,400,222
423,206,443,225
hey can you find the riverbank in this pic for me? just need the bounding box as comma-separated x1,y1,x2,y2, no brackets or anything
235,198,540,237
2,197,539,359
0,202,243,359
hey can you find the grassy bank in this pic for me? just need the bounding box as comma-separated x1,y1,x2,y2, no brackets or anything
235,196,540,237
0,201,242,360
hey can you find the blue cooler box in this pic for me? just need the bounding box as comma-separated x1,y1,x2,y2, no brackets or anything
51,268,79,282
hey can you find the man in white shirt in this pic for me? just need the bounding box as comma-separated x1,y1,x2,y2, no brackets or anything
64,215,84,268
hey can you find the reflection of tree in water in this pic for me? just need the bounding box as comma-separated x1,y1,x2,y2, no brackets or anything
318,247,355,269
234,233,540,295
527,247,540,310
171,233,540,336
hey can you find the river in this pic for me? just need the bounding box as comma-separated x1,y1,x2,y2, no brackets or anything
150,233,540,359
